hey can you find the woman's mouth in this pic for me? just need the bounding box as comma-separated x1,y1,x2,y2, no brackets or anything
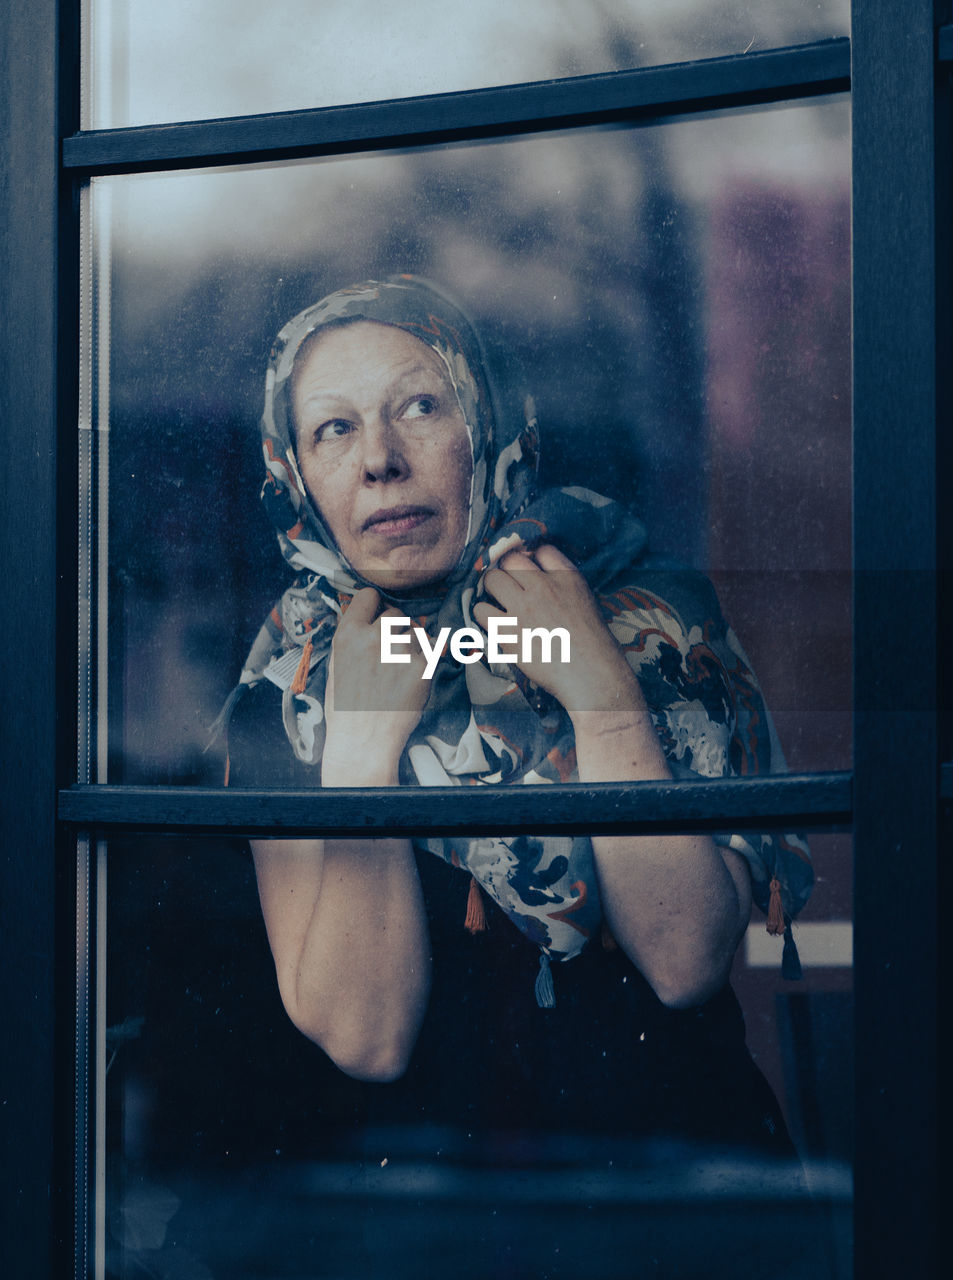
362,505,435,538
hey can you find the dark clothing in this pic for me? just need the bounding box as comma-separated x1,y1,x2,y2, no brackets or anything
228,678,794,1164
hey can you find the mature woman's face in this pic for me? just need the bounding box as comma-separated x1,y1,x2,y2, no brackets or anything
292,320,474,591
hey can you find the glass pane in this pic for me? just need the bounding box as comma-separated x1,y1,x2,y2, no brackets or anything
84,98,851,787
92,832,852,1278
85,0,850,129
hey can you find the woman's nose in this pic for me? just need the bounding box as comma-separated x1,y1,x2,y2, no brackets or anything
360,418,407,483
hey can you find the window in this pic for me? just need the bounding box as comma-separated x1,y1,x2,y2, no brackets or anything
0,3,945,1278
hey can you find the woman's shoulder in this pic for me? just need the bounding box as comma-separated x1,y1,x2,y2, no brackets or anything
600,562,726,636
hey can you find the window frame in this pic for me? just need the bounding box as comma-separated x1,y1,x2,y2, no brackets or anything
0,2,947,1276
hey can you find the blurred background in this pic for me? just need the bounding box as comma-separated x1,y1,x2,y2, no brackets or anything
101,107,851,784
88,4,853,1276
86,0,849,126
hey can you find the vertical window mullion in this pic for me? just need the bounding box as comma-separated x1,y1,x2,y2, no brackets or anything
850,0,945,1273
0,1,81,1278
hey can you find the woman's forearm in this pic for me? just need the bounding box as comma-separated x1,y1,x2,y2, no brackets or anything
571,697,752,1008
250,606,435,1082
473,544,752,1007
251,827,431,1082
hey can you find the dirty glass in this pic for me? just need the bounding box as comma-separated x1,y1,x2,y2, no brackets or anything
79,91,854,1279
94,831,852,1279
85,0,850,128
85,99,852,787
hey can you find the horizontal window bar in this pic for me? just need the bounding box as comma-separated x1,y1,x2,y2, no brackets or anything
58,772,852,838
62,39,849,176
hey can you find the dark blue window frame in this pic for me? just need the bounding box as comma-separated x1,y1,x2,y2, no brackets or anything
1,3,947,1275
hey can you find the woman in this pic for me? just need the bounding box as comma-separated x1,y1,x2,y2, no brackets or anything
225,275,812,1164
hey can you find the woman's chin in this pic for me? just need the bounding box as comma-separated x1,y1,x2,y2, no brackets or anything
360,558,452,596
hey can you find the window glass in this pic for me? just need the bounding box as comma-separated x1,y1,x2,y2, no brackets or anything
86,0,850,128
95,832,852,1278
86,99,851,787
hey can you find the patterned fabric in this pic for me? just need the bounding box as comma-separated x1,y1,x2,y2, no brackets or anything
234,275,812,962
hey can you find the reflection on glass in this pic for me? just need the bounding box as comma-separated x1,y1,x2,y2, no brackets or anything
85,95,854,1274
91,100,851,784
85,102,854,1271
99,835,852,1278
86,0,850,128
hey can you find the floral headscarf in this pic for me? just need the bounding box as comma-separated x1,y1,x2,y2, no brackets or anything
232,275,812,988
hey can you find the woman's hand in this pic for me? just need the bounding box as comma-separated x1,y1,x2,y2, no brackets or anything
322,586,429,786
472,543,639,720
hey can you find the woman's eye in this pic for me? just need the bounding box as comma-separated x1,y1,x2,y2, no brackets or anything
314,418,353,444
404,395,438,420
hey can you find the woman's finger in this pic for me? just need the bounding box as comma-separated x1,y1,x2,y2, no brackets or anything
483,565,525,610
498,548,540,574
533,543,575,573
346,586,383,625
472,600,506,632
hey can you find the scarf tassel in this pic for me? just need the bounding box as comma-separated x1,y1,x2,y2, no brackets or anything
205,681,248,752
766,876,785,936
290,639,314,695
782,924,803,981
464,876,488,934
767,877,803,980
205,682,251,787
535,953,556,1009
